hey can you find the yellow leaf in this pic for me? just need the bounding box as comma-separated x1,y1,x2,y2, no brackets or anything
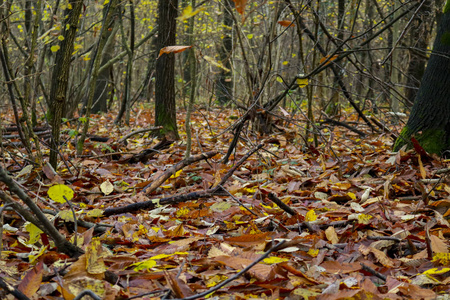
307,248,319,257
48,184,74,203
58,35,64,41
169,169,183,179
177,5,205,21
25,222,43,245
151,252,188,260
305,209,317,222
50,45,60,52
86,239,108,275
131,258,157,271
86,209,104,218
296,78,308,88
59,210,76,222
357,213,373,224
176,207,190,217
247,34,253,39
422,268,450,275
263,256,289,264
29,245,48,264
433,253,450,265
347,192,356,200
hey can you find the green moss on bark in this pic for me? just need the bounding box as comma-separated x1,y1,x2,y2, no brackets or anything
444,0,450,14
393,126,449,154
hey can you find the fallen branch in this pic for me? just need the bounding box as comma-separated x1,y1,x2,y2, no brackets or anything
104,144,264,216
104,189,223,217
143,150,218,194
118,126,162,144
0,166,84,257
321,118,366,137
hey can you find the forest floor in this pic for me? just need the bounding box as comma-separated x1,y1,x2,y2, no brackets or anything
0,107,449,300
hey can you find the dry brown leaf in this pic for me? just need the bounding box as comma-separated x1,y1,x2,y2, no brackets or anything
325,226,339,244
158,45,192,58
278,20,295,27
17,261,43,297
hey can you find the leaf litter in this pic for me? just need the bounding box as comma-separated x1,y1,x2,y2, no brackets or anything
0,108,449,299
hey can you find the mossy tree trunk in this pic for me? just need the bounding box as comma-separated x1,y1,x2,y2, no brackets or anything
155,0,179,140
394,1,450,154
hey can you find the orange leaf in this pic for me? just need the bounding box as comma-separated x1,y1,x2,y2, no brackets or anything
232,0,248,15
158,45,192,58
17,261,44,297
278,20,295,27
319,54,339,66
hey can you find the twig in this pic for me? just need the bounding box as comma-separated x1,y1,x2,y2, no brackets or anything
267,192,297,216
285,220,352,231
368,116,398,140
104,144,264,216
321,118,366,137
367,236,401,242
0,203,12,255
170,241,286,300
219,185,258,216
218,144,264,186
0,166,83,257
143,151,218,194
360,263,386,281
62,195,78,247
73,290,101,300
0,277,30,300
117,126,162,143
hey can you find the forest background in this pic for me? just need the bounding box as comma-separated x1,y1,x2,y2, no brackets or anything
0,0,449,299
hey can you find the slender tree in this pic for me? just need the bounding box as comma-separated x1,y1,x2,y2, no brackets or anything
49,0,84,169
216,0,233,105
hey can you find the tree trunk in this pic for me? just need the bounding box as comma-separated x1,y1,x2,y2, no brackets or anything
216,0,233,105
404,0,433,104
49,0,84,169
155,0,179,140
394,1,450,154
92,5,119,114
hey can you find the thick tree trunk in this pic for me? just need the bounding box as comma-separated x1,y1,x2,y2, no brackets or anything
394,1,450,154
155,0,179,140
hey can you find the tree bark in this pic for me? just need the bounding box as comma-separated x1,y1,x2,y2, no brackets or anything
404,0,433,104
216,0,233,105
48,0,84,169
155,0,179,140
394,1,450,154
